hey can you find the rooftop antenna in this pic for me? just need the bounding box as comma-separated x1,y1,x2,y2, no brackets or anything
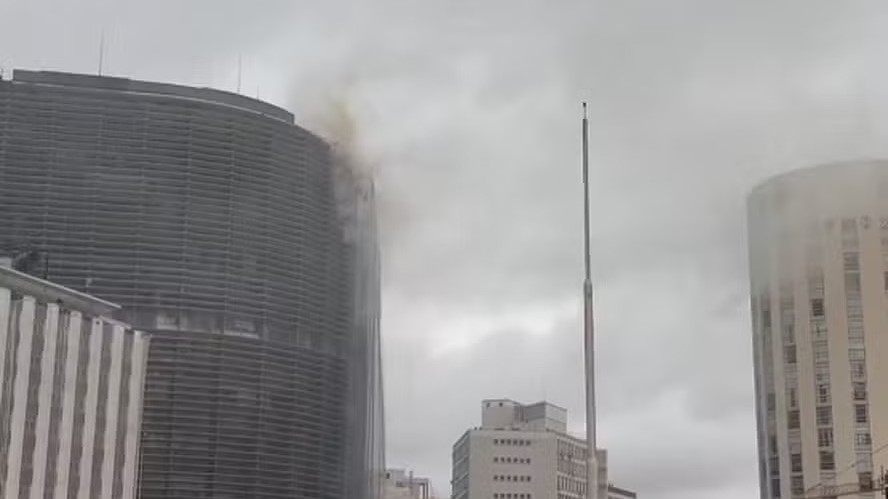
237,55,243,93
98,31,106,76
581,102,599,499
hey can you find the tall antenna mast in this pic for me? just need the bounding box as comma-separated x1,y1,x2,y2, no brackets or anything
581,102,599,499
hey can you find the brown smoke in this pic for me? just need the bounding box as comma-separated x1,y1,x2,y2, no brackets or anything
293,77,408,252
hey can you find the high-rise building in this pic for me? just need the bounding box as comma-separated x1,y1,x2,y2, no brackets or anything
0,264,149,499
748,161,888,499
0,69,383,499
451,399,635,499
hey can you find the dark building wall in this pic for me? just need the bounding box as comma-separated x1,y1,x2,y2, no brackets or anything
0,70,382,499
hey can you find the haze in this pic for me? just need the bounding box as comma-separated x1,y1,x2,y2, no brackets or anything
4,1,888,497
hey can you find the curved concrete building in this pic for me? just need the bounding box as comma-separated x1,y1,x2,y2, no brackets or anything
748,161,888,499
0,70,383,499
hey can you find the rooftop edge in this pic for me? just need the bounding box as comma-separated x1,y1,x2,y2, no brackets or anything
10,69,294,124
0,265,121,317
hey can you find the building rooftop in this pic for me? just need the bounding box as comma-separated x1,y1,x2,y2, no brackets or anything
9,69,295,124
481,399,568,433
0,265,120,317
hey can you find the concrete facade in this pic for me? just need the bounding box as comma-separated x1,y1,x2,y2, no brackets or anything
0,265,149,499
451,399,634,499
748,161,888,499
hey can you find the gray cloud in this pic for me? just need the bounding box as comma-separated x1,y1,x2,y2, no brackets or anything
6,0,888,497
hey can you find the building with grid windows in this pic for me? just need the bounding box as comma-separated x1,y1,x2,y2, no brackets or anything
451,399,634,499
748,161,888,499
0,69,384,499
0,264,149,499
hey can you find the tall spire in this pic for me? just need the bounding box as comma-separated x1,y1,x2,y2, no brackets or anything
582,102,599,499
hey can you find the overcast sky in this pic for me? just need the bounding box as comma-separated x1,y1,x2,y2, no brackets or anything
5,1,888,497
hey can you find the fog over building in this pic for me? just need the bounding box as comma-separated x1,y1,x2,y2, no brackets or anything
748,161,888,499
0,70,383,499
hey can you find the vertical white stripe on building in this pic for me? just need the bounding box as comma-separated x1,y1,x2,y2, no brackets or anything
121,332,148,499
3,296,36,499
77,318,105,499
54,310,83,499
0,287,11,419
29,303,60,499
0,288,9,496
100,324,125,499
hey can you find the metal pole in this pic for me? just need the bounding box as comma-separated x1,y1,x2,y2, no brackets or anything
582,102,599,499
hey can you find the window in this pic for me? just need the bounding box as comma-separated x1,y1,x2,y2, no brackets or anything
845,272,861,292
853,382,867,401
791,476,805,496
788,410,800,429
816,406,831,426
883,271,888,291
791,453,802,472
818,428,833,448
813,341,829,362
811,298,825,317
851,360,866,380
849,348,865,361
784,345,797,364
843,252,860,271
820,451,835,470
494,457,499,463
811,321,828,340
788,388,798,408
855,404,868,424
772,477,781,498
856,432,872,447
783,323,795,343
860,472,874,491
817,384,830,404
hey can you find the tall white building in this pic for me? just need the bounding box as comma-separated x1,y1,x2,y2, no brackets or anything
0,265,149,499
748,161,888,499
451,399,635,499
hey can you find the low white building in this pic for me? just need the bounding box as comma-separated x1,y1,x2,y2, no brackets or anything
0,265,149,499
385,468,433,499
451,399,635,499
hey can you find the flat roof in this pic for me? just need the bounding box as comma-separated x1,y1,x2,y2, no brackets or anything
10,69,295,124
0,266,120,317
608,485,637,498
